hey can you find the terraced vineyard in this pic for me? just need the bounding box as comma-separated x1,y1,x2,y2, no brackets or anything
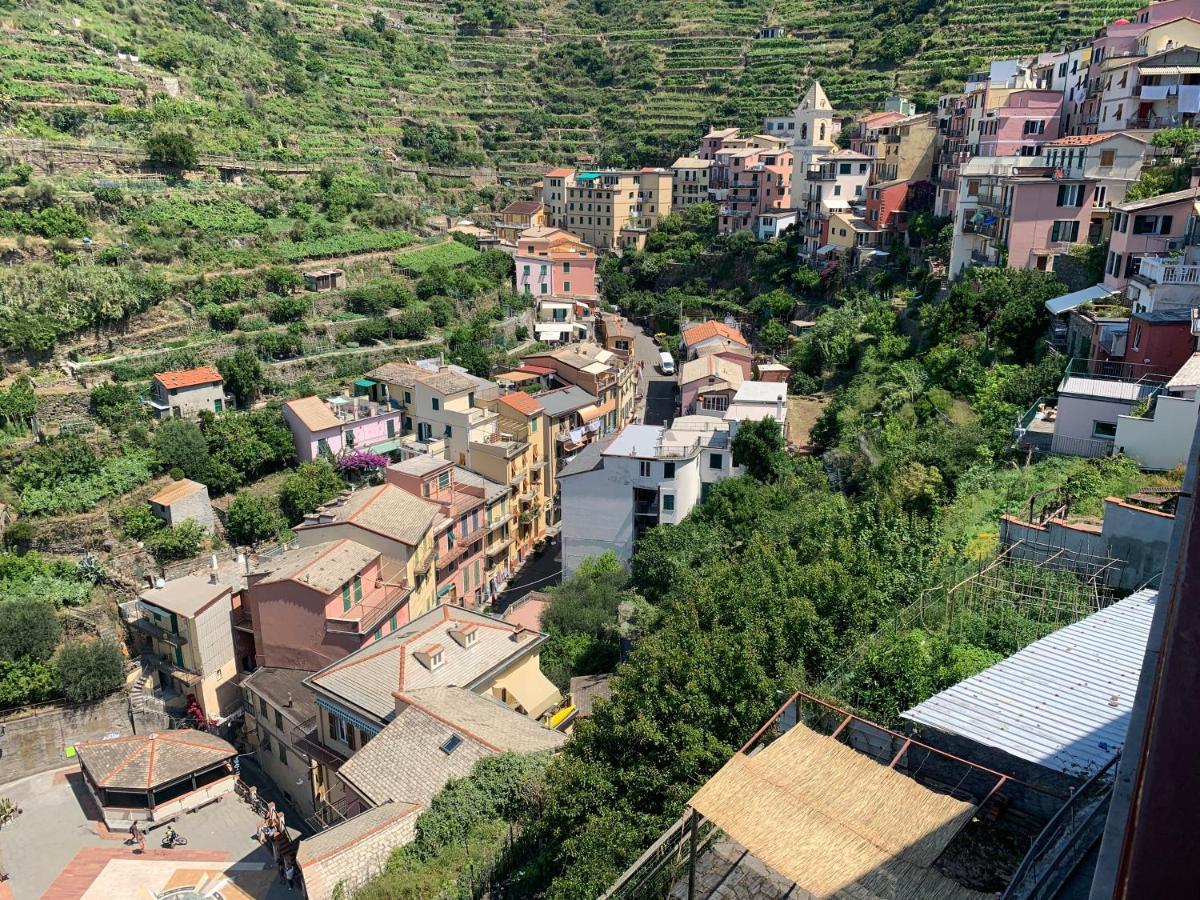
0,0,1139,170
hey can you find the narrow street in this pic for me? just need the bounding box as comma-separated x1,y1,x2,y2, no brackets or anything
629,322,678,427
493,534,562,612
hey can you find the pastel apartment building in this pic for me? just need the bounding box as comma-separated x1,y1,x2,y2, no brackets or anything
680,320,752,368
680,354,746,416
298,605,565,835
949,157,1098,277
403,367,499,464
718,147,794,236
386,455,490,609
977,90,1064,157
670,157,712,211
1041,132,1147,215
513,226,598,303
244,537,414,671
522,343,637,434
467,413,546,569
559,419,741,574
131,574,240,720
1103,187,1200,293
451,466,518,602
1115,352,1200,470
494,199,546,245
540,167,673,251
797,148,874,259
283,394,405,463
241,667,323,823
148,366,228,419
294,483,442,620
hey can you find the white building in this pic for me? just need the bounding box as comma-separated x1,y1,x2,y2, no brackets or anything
724,381,789,438
558,419,740,573
1114,352,1200,470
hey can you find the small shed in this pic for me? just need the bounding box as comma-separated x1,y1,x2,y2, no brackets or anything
303,269,346,292
149,479,215,533
74,730,237,828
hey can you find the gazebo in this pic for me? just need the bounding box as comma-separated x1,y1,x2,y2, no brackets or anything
74,730,237,829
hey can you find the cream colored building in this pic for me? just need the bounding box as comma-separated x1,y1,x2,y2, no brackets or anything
671,157,712,211
133,574,240,719
243,667,322,823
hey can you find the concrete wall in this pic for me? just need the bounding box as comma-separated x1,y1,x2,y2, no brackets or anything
1052,393,1133,451
1115,394,1199,471
155,382,225,419
561,462,636,575
161,487,215,534
192,596,239,717
0,694,132,783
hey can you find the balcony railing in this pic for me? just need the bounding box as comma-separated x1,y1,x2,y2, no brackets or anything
1134,256,1200,285
130,617,188,646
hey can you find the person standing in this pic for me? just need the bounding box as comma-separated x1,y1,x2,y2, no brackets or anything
285,859,297,890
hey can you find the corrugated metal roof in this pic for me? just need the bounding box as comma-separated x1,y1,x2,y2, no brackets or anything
903,589,1158,776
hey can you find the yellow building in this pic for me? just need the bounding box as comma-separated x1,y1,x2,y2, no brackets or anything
132,574,241,720
293,484,442,619
468,415,545,566
542,167,680,251
671,157,712,212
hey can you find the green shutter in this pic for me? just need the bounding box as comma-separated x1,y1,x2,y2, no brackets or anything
342,582,351,612
353,575,362,602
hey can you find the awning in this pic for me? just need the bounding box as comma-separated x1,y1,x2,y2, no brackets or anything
1139,65,1200,75
496,371,539,384
493,665,562,720
815,243,838,255
535,326,567,341
364,437,402,454
981,214,997,226
1045,283,1115,315
354,378,377,389
578,398,615,424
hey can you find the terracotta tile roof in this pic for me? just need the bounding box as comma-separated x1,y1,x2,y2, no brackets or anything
682,320,749,347
545,167,574,177
501,199,543,217
497,391,545,415
1044,133,1127,146
285,396,342,432
149,478,206,506
152,366,222,390
254,539,379,594
302,483,442,547
75,731,235,790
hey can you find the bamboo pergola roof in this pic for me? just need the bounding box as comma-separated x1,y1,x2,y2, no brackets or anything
688,723,994,900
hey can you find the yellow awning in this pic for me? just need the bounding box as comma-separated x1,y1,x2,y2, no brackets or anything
493,664,562,720
577,398,615,424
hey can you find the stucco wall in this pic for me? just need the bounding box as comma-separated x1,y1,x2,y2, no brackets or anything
561,463,636,575
1053,393,1133,450
163,488,215,533
1115,394,1198,471
0,694,132,784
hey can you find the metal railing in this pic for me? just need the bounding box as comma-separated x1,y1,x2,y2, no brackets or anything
1002,755,1121,900
1134,256,1200,285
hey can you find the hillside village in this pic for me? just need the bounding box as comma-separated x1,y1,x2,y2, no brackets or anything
0,1,1197,899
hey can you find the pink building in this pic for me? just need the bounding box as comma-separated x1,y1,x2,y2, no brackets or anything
977,90,1063,157
1006,172,1096,272
719,148,794,235
245,539,412,670
283,394,404,463
1103,187,1199,292
513,227,598,301
698,126,740,162
386,456,489,609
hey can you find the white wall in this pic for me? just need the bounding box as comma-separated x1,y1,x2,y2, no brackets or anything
1053,393,1135,454
1114,394,1199,471
561,461,636,574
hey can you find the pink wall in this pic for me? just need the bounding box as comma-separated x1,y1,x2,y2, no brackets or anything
515,252,597,299
285,410,403,463
1103,196,1194,291
1006,180,1093,271
434,511,488,607
978,91,1062,157
248,555,407,670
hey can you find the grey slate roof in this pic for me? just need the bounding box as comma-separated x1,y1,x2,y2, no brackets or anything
421,370,479,395
556,439,606,478
903,589,1158,776
253,539,379,595
535,385,597,418
306,605,543,720
453,466,507,503
297,800,420,900
76,730,235,790
242,666,319,728
138,573,231,618
338,687,566,806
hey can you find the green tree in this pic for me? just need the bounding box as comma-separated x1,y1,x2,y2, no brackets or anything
145,521,207,562
0,600,61,662
56,640,124,703
120,504,163,541
89,382,146,429
0,375,36,428
145,129,199,169
226,493,283,545
152,419,211,480
731,417,791,481
279,461,343,522
217,349,266,405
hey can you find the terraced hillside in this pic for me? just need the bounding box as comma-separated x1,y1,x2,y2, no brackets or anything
0,0,1137,170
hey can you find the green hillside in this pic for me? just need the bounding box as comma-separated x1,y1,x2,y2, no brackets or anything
0,0,1137,170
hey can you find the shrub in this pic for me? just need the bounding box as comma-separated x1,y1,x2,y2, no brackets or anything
56,640,124,704
90,382,146,428
145,520,207,562
268,295,308,323
120,503,163,541
279,461,343,522
226,493,283,545
153,418,211,480
0,658,59,708
217,349,265,404
0,600,62,662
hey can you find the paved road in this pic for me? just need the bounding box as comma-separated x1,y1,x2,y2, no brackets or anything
493,534,562,612
629,323,678,426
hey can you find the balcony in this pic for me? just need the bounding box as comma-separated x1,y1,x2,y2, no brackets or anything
805,168,835,182
1133,256,1200,286
130,617,188,646
145,653,201,686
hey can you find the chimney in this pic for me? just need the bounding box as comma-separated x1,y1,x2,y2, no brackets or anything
776,394,784,419
209,554,219,584
238,552,249,576
146,574,156,589
285,692,293,708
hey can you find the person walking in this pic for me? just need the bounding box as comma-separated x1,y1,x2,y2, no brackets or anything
129,820,145,854
285,859,297,890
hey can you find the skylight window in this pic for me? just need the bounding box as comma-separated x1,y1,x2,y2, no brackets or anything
440,734,464,755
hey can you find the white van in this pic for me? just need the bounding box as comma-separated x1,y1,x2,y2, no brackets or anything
658,351,675,375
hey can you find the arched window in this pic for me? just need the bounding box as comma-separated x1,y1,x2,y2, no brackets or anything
800,123,808,141
819,123,826,141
